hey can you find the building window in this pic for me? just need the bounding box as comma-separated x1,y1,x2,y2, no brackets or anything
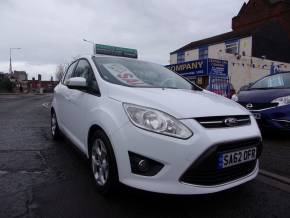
225,40,239,54
199,46,208,59
177,51,185,63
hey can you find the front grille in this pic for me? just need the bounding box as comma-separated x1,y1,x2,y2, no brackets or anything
240,102,278,110
195,115,251,128
180,138,262,186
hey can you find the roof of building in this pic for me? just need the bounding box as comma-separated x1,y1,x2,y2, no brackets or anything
267,0,290,4
171,27,255,54
171,0,290,55
13,70,27,74
235,0,290,18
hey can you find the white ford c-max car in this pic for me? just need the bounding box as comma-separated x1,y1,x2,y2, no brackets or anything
51,54,262,195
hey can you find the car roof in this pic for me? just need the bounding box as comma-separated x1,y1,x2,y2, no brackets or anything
250,71,290,87
75,54,142,62
262,71,290,79
67,54,134,65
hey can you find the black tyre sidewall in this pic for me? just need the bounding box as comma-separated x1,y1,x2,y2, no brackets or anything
51,110,61,140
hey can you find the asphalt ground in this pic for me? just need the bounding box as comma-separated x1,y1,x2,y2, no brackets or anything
260,131,290,178
0,94,289,218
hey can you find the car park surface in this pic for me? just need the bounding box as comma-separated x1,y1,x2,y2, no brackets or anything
0,94,289,218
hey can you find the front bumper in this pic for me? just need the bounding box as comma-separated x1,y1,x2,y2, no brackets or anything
250,105,290,130
110,116,261,195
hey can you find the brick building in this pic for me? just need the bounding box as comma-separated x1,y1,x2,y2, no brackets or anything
12,71,28,81
232,0,290,63
168,0,290,91
28,77,58,93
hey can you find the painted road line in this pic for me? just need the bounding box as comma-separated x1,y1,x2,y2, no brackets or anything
256,174,290,193
259,169,290,185
42,102,51,109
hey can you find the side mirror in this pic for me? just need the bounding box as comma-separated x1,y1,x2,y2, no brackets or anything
66,77,87,90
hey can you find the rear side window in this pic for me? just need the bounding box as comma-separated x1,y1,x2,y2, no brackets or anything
63,61,77,84
251,72,290,89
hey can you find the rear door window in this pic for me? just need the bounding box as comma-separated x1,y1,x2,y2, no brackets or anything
251,73,289,89
268,74,284,87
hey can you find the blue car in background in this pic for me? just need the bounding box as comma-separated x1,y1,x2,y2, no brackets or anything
232,72,290,131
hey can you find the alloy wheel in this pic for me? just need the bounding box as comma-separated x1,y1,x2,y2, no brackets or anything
91,139,109,186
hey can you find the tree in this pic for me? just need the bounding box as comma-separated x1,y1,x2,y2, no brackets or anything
55,64,65,81
0,78,14,92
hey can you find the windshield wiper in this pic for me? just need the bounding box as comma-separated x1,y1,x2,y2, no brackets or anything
250,87,286,90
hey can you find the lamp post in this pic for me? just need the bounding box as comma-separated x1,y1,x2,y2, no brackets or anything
83,39,95,54
9,47,21,74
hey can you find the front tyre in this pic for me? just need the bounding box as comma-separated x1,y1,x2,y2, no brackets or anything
51,110,61,140
89,130,118,195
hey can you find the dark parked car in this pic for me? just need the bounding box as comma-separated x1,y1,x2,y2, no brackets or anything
232,72,290,131
238,82,253,93
206,82,236,99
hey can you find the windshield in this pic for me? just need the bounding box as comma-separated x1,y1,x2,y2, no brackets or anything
93,57,200,90
250,72,290,89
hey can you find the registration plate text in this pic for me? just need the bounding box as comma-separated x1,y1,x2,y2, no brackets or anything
218,147,257,169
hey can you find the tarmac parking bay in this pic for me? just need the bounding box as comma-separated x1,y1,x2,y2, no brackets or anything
0,94,289,218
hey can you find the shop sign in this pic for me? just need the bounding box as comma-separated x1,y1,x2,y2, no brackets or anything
94,44,138,59
166,59,207,76
208,59,228,76
166,58,228,77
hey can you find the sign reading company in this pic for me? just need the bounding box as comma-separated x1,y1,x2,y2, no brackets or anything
166,60,206,76
166,59,228,77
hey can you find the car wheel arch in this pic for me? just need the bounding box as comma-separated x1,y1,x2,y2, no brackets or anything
51,106,59,118
87,125,112,158
87,124,120,180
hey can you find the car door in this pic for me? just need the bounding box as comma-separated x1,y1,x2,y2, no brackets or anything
55,61,77,128
63,59,99,151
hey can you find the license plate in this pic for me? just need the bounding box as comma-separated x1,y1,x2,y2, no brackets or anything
252,113,261,119
218,147,257,169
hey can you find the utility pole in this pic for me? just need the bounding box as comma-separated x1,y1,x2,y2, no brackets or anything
9,50,12,74
83,39,95,54
9,47,21,74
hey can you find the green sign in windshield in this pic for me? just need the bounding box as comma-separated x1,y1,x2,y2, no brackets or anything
94,44,138,59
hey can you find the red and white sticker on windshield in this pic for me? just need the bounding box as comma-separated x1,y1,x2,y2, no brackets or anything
103,63,148,86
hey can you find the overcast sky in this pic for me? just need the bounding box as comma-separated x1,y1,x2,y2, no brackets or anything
0,0,246,80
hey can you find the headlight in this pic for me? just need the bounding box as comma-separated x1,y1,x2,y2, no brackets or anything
231,94,238,102
123,103,193,139
271,96,290,106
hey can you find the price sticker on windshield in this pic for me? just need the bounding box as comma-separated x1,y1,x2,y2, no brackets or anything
103,63,148,86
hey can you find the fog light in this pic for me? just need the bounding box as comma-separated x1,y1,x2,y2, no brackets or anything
138,159,149,172
128,151,164,176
